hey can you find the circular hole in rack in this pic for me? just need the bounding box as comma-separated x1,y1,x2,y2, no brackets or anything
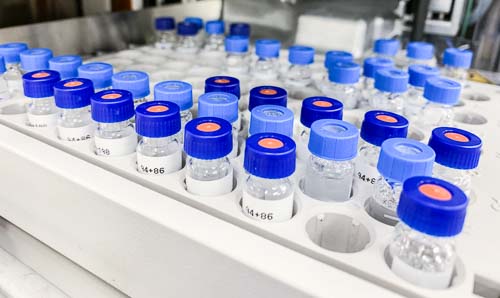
462,92,490,102
0,103,27,115
454,112,488,125
306,213,371,253
454,100,465,107
407,127,425,142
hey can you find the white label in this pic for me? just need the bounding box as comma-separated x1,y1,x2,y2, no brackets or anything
354,161,380,199
391,257,453,289
242,190,294,223
57,124,93,142
27,113,57,128
137,150,182,175
94,133,137,156
186,169,233,196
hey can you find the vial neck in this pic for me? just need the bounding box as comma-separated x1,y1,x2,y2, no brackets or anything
96,120,131,132
60,106,89,115
141,135,177,146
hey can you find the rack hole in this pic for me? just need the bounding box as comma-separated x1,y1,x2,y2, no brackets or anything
454,112,487,125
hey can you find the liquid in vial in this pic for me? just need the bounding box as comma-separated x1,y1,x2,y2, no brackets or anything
403,41,435,69
174,21,199,59
303,119,359,202
204,20,225,51
251,39,281,84
249,104,294,138
0,56,9,100
365,137,435,225
20,48,53,73
428,127,482,197
136,101,182,175
369,68,409,114
242,133,296,222
372,38,400,60
184,17,204,47
316,50,353,91
442,48,473,87
388,176,468,289
184,117,233,196
320,61,361,109
112,71,150,106
0,42,28,95
78,62,114,92
245,85,287,120
284,45,316,100
360,57,393,108
224,35,250,75
48,55,82,80
54,78,94,141
154,17,177,50
404,64,440,121
229,23,251,37
91,89,136,156
22,70,61,127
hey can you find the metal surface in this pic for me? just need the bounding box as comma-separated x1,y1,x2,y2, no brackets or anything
472,0,500,72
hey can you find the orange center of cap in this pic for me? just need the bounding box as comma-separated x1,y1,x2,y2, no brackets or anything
418,184,452,201
259,88,277,95
444,132,469,142
197,122,221,132
258,138,284,149
376,114,398,123
32,72,50,78
101,93,122,100
214,79,230,84
313,100,333,107
146,105,168,113
64,81,83,87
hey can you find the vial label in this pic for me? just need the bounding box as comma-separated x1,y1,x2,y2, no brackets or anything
242,191,294,222
354,161,380,198
94,132,137,156
57,124,93,142
391,256,453,289
27,113,58,128
186,168,233,196
137,150,182,175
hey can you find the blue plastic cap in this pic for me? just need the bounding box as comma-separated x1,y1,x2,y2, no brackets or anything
324,50,353,69
363,57,394,78
205,76,240,99
22,70,61,98
112,71,150,99
288,45,315,65
408,64,440,87
377,138,435,182
406,41,434,60
184,17,203,29
308,119,359,161
328,61,360,84
198,92,239,124
91,89,134,123
374,39,400,56
398,176,468,237
300,96,343,128
249,85,287,111
177,21,198,36
244,133,296,179
249,105,294,137
155,17,175,31
443,48,473,69
0,42,28,63
20,48,53,72
230,23,250,37
205,20,224,34
49,55,83,80
428,127,482,170
423,77,461,105
360,110,409,146
0,56,5,74
225,35,249,53
135,101,181,138
255,39,281,58
78,62,113,90
184,117,233,160
54,78,94,109
154,80,193,110
374,68,409,93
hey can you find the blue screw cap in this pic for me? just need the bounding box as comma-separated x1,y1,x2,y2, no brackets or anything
374,39,400,56
230,23,250,37
377,138,435,182
308,119,359,161
177,21,198,36
205,20,224,34
154,80,193,110
428,127,482,170
0,56,5,74
398,176,468,237
155,17,175,31
135,101,181,138
244,133,296,179
363,57,394,78
249,105,294,137
22,70,61,98
205,76,240,99
78,62,113,90
91,89,134,123
255,39,281,58
54,78,94,109
184,117,233,160
289,45,315,65
406,41,434,60
184,17,203,30
0,42,28,64
20,48,53,72
49,55,83,80
112,71,150,99
360,110,409,146
443,48,473,69
328,61,360,84
249,85,287,111
300,96,343,128
374,68,409,93
324,50,353,69
198,92,239,124
423,77,461,105
225,35,249,53
408,64,440,87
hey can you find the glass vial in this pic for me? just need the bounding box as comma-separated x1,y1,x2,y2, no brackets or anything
20,48,53,73
48,55,82,80
78,62,114,92
112,71,150,106
249,104,294,138
154,17,177,50
0,42,28,95
404,64,440,121
370,68,409,114
321,61,361,109
22,70,61,127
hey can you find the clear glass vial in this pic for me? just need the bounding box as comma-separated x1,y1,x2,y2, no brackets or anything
184,17,205,47
360,57,393,107
112,71,150,106
370,68,409,114
154,17,177,50
284,45,315,97
184,117,233,196
91,89,136,156
252,39,281,81
48,55,82,80
20,48,53,73
204,20,225,51
404,64,440,121
78,62,114,92
317,50,353,91
135,101,182,175
428,127,482,196
321,61,361,109
372,38,400,60
0,42,28,95
403,41,435,69
174,21,199,57
303,119,359,202
388,176,468,289
0,56,10,100
242,133,296,222
249,104,294,138
442,48,473,87
224,35,250,75
54,78,94,141
22,70,61,127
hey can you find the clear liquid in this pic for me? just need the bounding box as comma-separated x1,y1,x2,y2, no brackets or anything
179,110,193,144
4,63,23,95
369,90,405,114
0,74,10,100
28,97,58,116
245,175,293,201
155,30,177,50
94,120,134,139
433,163,474,197
284,64,312,88
416,101,454,132
204,34,225,51
252,57,280,81
186,156,231,181
404,85,426,122
372,177,403,211
442,66,468,87
321,81,359,110
175,36,199,59
225,52,250,75
360,76,375,109
58,106,91,128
